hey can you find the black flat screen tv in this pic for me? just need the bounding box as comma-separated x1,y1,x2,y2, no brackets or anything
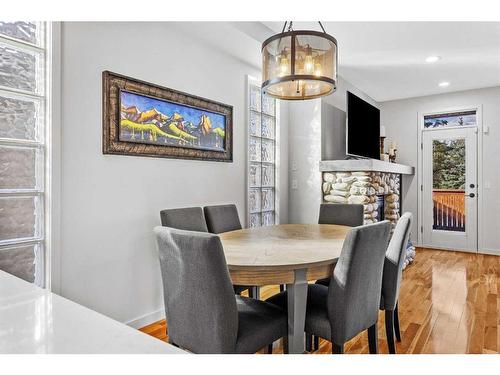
346,91,380,160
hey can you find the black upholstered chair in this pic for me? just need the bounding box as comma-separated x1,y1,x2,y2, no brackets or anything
203,204,242,234
267,221,391,354
381,212,412,354
160,207,208,232
154,226,287,353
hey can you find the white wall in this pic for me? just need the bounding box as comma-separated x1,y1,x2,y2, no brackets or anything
59,22,287,326
380,86,500,254
287,77,378,224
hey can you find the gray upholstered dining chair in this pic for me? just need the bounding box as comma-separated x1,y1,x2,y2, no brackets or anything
203,204,257,298
267,221,391,354
204,204,242,234
318,203,364,226
160,207,208,232
381,212,412,354
154,226,287,354
160,206,252,297
315,203,364,288
311,203,365,349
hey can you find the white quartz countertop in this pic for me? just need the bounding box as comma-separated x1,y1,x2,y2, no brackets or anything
319,159,414,175
0,270,184,354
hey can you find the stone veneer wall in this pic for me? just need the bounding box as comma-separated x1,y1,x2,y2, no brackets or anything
322,171,401,229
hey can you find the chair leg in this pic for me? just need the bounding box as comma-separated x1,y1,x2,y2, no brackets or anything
305,334,313,352
385,310,396,354
314,335,319,351
332,343,344,354
394,303,402,342
368,323,378,354
282,337,289,354
249,286,260,299
267,343,273,354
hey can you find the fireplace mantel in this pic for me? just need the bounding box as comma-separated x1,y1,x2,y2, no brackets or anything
319,159,414,175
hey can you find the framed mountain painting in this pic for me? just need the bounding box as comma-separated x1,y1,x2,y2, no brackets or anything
102,71,233,162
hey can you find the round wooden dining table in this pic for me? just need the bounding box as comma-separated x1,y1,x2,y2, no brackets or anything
219,224,350,354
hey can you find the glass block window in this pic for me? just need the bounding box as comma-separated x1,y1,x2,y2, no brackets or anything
248,79,278,227
0,22,47,287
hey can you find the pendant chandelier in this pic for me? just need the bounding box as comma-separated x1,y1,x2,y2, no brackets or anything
261,21,338,100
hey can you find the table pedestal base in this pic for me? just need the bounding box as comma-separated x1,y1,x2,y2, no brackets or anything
286,268,308,354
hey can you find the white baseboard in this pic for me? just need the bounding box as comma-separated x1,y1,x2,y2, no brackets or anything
479,248,500,256
417,244,499,256
125,308,165,329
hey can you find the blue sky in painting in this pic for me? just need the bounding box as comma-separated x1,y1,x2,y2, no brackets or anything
121,91,225,130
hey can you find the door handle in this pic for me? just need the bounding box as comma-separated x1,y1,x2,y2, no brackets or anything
465,193,475,198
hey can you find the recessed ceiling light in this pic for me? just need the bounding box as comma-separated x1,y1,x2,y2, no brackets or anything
438,81,450,87
426,56,441,63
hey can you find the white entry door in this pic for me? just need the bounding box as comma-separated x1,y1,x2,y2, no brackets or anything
422,127,478,251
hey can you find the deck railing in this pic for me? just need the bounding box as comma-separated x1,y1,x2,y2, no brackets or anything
433,189,465,232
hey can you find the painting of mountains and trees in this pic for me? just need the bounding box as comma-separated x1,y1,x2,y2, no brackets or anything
103,71,233,162
120,91,227,152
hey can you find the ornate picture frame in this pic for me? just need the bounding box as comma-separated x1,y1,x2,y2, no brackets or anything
102,71,233,162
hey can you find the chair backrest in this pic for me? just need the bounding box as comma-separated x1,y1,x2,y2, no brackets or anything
381,212,413,310
154,226,238,353
160,207,208,232
318,203,364,227
204,204,242,234
327,221,391,344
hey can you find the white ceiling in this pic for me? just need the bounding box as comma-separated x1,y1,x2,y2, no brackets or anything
261,22,500,102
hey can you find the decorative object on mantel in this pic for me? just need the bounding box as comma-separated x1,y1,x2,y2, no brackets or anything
261,21,337,100
380,125,389,161
388,141,397,163
102,71,233,162
379,125,386,156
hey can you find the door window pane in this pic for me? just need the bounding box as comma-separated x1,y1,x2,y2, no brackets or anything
0,145,40,189
0,94,40,140
432,139,466,232
0,196,41,242
424,110,476,128
0,43,40,93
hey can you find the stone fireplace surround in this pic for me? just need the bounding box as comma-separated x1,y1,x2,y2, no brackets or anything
319,160,415,231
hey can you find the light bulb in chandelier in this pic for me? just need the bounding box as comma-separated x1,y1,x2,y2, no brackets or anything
314,62,322,77
304,46,314,73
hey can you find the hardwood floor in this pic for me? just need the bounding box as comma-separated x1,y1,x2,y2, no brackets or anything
139,248,499,354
